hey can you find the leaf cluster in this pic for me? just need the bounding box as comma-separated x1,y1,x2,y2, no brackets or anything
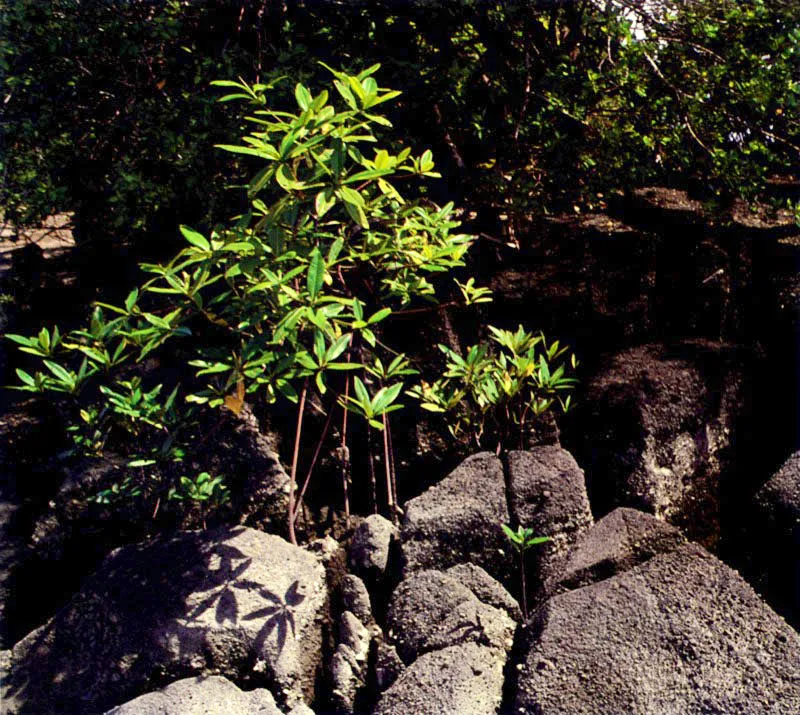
409,324,577,451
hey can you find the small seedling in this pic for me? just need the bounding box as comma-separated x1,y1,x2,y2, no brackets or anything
502,523,550,620
169,471,230,528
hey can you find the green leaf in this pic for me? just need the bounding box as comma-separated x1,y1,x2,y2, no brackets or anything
180,226,211,251
367,307,392,324
353,376,370,405
295,83,312,111
306,248,325,299
15,368,36,387
326,333,351,362
128,459,157,468
43,360,73,385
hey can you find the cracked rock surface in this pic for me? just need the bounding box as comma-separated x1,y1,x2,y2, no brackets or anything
516,542,800,715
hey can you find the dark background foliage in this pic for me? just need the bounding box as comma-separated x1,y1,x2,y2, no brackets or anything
2,0,798,270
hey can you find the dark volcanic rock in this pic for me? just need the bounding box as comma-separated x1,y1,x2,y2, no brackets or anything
515,542,800,715
104,675,281,715
2,527,327,714
0,501,26,649
506,448,593,589
400,452,512,583
582,341,750,548
753,450,800,627
373,643,506,715
349,514,398,584
547,507,685,594
386,570,515,664
445,564,521,621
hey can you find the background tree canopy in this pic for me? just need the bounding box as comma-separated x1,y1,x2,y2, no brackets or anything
1,0,798,258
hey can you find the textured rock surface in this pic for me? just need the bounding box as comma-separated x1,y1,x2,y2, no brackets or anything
0,501,25,648
547,507,685,594
445,564,521,621
373,643,506,715
104,676,281,715
516,542,800,715
507,448,593,589
349,515,397,583
330,610,371,713
582,342,749,548
2,527,327,714
374,640,405,693
755,451,800,532
387,570,515,664
753,450,800,627
401,453,512,583
339,574,373,625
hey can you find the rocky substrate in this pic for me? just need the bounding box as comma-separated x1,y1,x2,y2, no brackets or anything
1,190,799,713
2,434,799,713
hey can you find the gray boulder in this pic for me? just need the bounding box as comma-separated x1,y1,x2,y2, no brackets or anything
104,676,281,715
516,542,800,714
374,640,405,693
507,448,593,589
753,450,800,627
339,574,373,625
373,643,506,715
445,564,521,621
2,527,327,714
349,514,397,583
547,507,685,594
0,501,25,648
386,570,515,664
401,453,512,583
583,342,749,548
331,610,371,714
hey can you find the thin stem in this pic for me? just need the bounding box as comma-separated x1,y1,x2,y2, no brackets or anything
382,412,396,524
520,550,529,621
367,424,378,515
288,378,309,546
386,413,399,519
292,395,337,527
341,354,352,519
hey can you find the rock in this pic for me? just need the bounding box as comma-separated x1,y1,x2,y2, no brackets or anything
387,570,515,664
229,408,289,534
288,705,316,715
753,450,800,626
30,458,127,561
331,611,371,713
515,542,800,714
374,640,405,692
339,611,370,664
401,453,512,583
339,574,373,625
0,501,26,649
547,507,685,594
103,676,281,715
2,527,327,714
445,564,521,621
373,643,506,715
349,514,397,583
506,448,593,590
331,650,359,714
582,342,750,548
755,451,800,534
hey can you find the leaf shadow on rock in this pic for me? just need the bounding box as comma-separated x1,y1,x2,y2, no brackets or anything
241,580,305,657
3,527,303,715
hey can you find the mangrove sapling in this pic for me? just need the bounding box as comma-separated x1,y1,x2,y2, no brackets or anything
409,324,578,453
502,524,550,621
7,65,492,543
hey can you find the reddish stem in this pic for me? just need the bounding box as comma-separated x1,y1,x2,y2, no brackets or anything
382,413,395,523
288,378,309,546
292,396,337,527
